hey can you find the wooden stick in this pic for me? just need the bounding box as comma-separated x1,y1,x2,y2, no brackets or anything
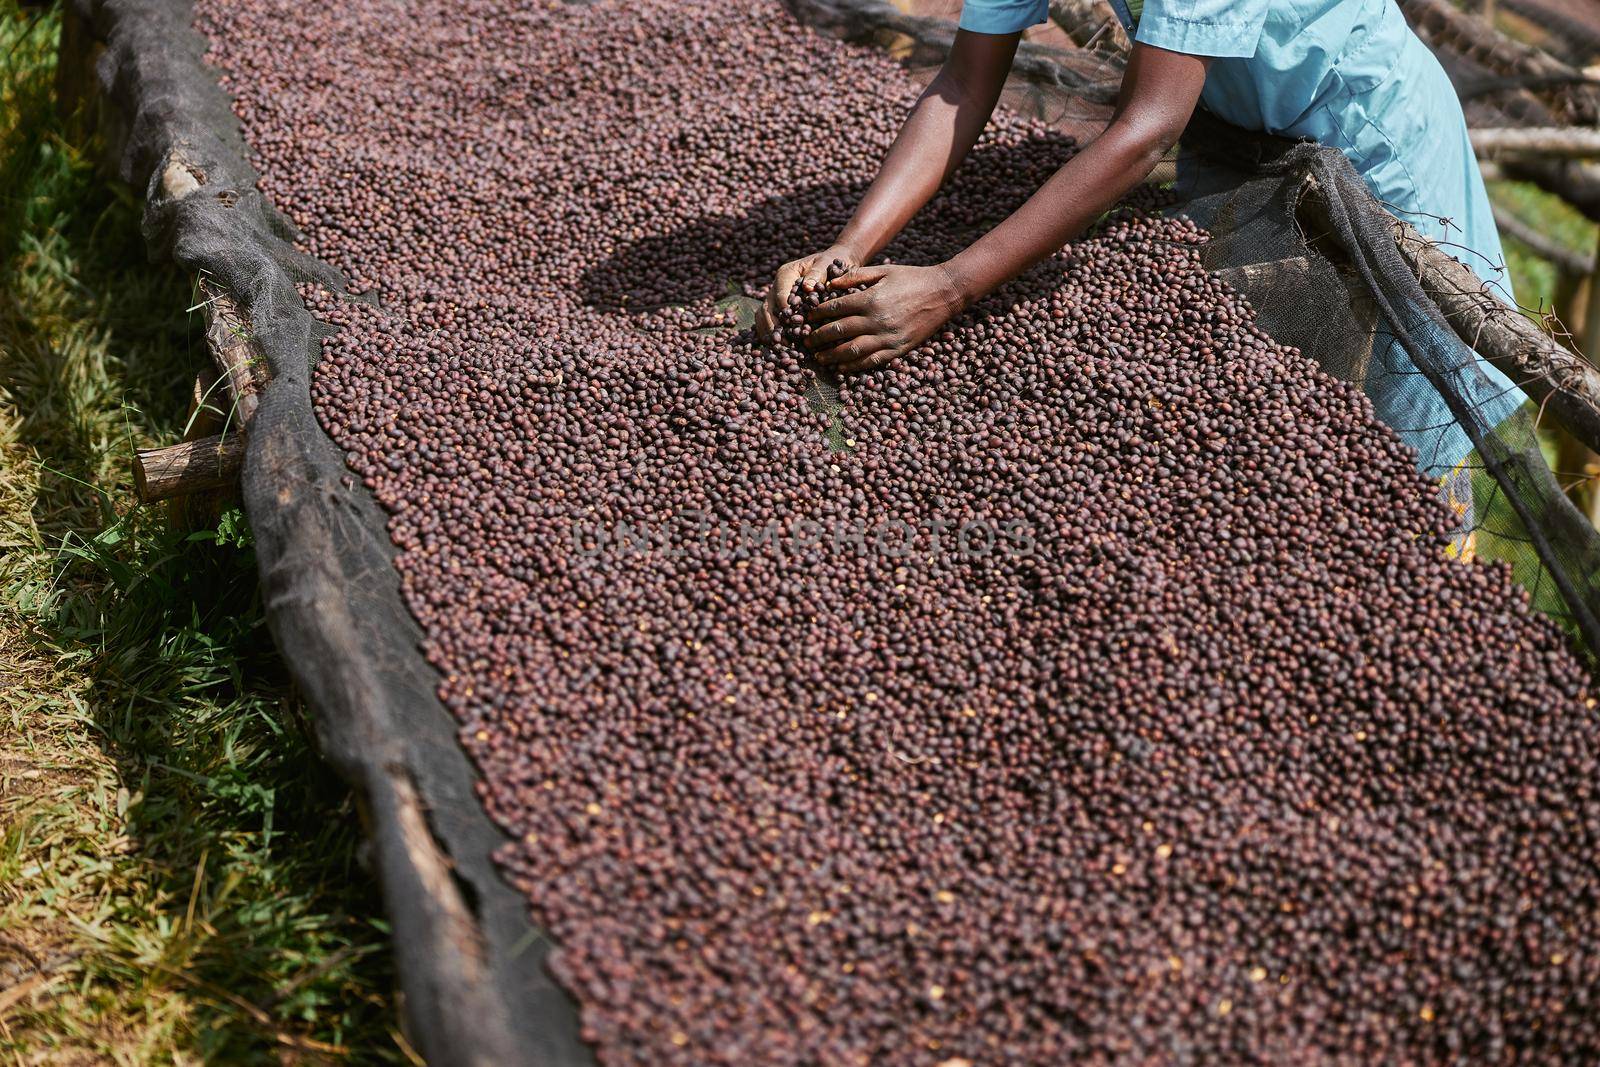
1583,227,1600,365
1297,174,1600,454
187,367,226,439
163,370,237,525
1460,72,1600,100
1399,0,1597,124
1471,125,1600,159
1047,0,1129,54
1532,243,1599,526
1492,203,1596,276
135,433,247,504
132,285,266,506
1501,156,1600,224
195,278,266,427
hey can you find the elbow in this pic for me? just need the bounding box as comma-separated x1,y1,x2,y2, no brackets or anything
930,62,984,110
932,39,1012,110
1107,114,1186,172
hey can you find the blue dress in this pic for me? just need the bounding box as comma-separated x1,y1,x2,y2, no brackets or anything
959,0,1524,477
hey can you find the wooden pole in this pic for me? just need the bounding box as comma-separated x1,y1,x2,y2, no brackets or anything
129,242,268,506
1399,0,1597,125
1554,421,1600,526
187,367,226,438
1471,126,1600,160
194,277,265,428
1544,264,1600,527
1570,229,1600,526
1491,203,1595,277
1297,174,1600,456
134,434,248,504
1583,228,1600,362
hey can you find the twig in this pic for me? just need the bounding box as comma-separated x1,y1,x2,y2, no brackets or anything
1492,203,1595,276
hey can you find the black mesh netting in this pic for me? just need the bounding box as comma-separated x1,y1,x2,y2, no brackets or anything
71,0,1600,1062
1169,108,1600,656
66,0,587,1061
828,0,1600,656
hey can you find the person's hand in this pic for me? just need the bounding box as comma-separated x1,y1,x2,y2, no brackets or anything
805,263,968,373
756,245,861,343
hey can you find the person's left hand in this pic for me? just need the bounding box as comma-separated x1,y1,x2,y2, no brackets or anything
803,264,968,373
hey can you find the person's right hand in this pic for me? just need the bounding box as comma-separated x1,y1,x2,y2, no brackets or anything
755,244,859,344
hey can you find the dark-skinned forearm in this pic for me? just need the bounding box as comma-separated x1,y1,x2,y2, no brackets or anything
941,120,1171,303
941,44,1208,306
798,45,1206,370
833,31,1020,262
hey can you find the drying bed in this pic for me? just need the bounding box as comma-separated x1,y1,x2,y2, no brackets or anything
78,0,1600,1062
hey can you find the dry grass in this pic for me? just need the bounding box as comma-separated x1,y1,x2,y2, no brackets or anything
0,5,401,1061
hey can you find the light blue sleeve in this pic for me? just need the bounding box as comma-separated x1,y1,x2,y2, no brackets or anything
957,0,1047,35
1134,0,1270,58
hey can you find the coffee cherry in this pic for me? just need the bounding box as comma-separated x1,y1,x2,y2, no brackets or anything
196,1,1600,1063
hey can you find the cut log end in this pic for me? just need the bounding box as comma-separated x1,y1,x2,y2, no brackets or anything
134,433,247,504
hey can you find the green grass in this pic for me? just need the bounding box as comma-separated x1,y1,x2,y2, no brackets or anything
1483,178,1600,535
0,4,402,1061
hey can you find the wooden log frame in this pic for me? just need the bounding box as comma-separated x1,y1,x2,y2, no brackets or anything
134,433,248,503
1471,125,1600,160
1297,173,1600,455
1397,0,1600,126
132,155,271,505
1491,202,1595,277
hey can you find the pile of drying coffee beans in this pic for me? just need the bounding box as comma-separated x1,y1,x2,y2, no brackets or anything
195,0,1599,1062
